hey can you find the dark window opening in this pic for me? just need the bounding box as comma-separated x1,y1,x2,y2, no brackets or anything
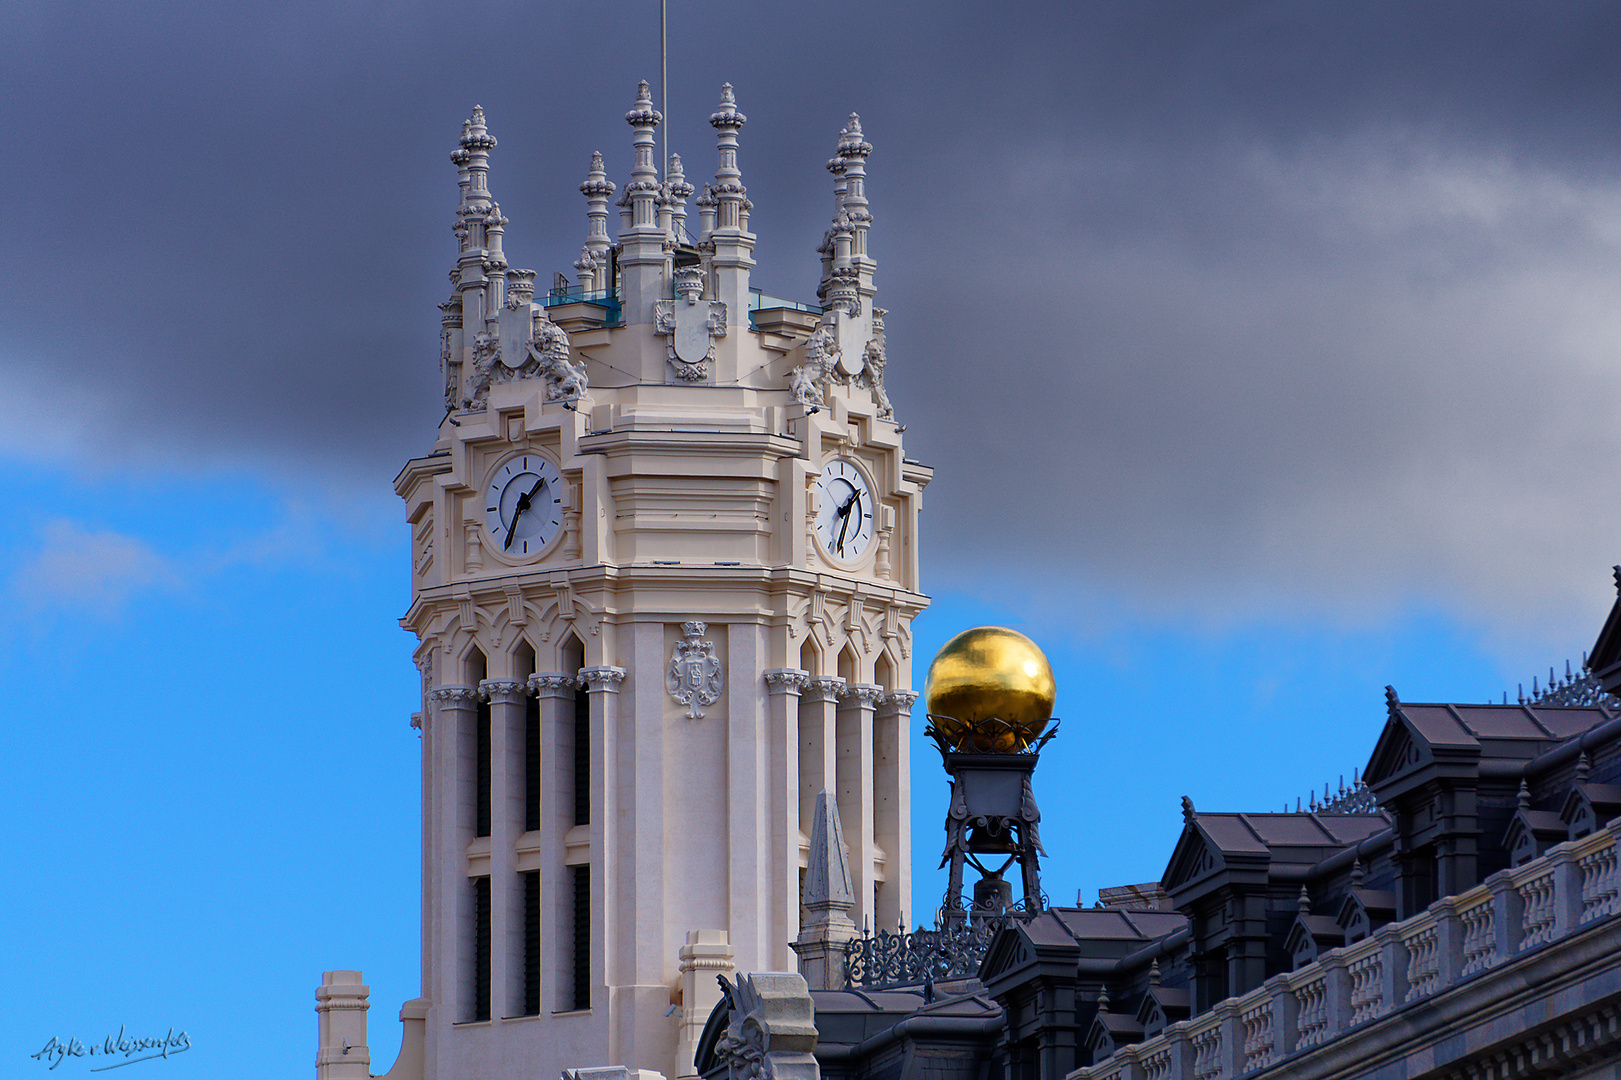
522,871,540,1016
525,695,540,833
574,688,590,827
571,865,591,1011
472,876,491,1022
476,699,492,838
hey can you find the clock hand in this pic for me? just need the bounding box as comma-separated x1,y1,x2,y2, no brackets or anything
834,492,856,555
504,480,545,551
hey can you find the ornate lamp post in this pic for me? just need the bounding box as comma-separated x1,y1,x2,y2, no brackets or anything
923,627,1060,921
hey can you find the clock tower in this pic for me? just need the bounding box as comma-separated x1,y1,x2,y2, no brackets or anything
390,85,930,1080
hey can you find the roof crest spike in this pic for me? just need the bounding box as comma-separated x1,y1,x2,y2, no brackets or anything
1180,795,1196,824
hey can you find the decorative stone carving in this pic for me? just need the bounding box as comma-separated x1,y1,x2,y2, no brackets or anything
861,307,893,419
528,672,577,697
803,676,846,705
668,621,724,719
478,678,527,703
763,669,811,695
654,265,727,380
788,321,840,407
463,331,498,409
839,683,886,708
428,686,480,709
714,972,819,1080
577,665,626,692
463,305,588,409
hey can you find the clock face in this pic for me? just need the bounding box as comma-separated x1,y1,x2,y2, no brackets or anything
484,454,565,558
814,459,875,562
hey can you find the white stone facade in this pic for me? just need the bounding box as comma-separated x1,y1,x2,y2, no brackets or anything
357,85,929,1080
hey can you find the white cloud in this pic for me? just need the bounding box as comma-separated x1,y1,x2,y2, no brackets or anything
11,519,183,618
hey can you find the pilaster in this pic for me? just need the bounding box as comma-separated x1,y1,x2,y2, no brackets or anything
480,677,527,1020
765,669,810,962
428,686,479,1024
874,689,916,931
676,931,734,1080
799,676,844,870
838,683,884,928
531,672,579,1015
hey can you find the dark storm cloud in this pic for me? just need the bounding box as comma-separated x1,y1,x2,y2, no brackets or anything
4,1,1620,644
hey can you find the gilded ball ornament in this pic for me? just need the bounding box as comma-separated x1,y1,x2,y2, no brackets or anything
923,627,1056,753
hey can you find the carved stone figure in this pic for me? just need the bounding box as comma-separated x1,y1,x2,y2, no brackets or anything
524,310,588,401
861,306,893,419
713,973,819,1080
787,321,839,407
463,331,498,409
667,620,725,719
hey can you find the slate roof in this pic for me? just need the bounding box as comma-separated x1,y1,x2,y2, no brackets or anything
809,983,1001,1051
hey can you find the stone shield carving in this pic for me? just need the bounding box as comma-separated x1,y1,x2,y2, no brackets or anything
667,620,724,719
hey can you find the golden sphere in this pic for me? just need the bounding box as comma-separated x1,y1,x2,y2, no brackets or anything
924,627,1056,752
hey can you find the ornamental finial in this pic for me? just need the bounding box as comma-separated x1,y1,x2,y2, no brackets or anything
626,81,662,127
710,83,746,129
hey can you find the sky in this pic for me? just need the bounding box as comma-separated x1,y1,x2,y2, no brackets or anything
4,2,1621,1077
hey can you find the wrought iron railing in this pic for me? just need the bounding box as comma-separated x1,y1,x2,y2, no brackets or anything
843,898,1045,989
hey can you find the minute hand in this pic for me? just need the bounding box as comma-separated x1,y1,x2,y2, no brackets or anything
834,490,859,555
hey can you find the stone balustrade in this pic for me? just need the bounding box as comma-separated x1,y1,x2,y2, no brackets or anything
1067,818,1621,1080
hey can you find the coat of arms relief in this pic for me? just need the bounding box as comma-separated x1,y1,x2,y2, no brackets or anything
667,620,725,719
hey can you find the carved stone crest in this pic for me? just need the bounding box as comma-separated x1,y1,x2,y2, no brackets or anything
667,620,724,719
464,295,590,409
654,265,727,381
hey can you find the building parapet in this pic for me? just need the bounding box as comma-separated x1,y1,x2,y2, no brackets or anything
1069,816,1621,1080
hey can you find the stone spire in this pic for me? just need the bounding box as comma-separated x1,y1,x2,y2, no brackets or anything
818,126,849,303
666,153,695,245
443,106,506,410
578,150,615,292
618,81,667,324
792,790,857,990
838,114,875,312
708,84,755,329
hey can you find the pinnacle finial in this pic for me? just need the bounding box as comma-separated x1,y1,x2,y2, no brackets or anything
1385,685,1400,716
710,83,746,129
460,105,495,152
1149,959,1162,986
1613,565,1621,595
626,81,661,127
1181,795,1196,824
1578,750,1592,783
1298,884,1311,915
1351,858,1365,887
1518,779,1531,809
838,114,872,159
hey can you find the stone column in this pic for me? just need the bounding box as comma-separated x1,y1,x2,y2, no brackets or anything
531,672,578,1014
764,669,809,959
482,678,527,1020
792,792,858,990
838,684,883,929
578,664,625,1007
874,690,916,932
798,677,844,875
316,971,371,1080
676,931,734,1080
427,686,479,1022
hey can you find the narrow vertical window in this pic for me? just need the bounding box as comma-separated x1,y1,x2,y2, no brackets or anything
524,695,540,833
475,698,491,838
573,688,590,826
522,871,540,1016
571,865,591,1011
472,876,491,1021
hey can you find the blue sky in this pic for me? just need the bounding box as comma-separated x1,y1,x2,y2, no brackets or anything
6,2,1621,1078
0,465,1569,1079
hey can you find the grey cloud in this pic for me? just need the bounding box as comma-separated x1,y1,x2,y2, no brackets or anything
4,1,1620,652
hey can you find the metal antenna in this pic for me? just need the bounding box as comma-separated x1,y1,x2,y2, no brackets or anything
660,0,668,178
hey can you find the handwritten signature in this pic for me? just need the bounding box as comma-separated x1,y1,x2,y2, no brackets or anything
31,1028,191,1072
